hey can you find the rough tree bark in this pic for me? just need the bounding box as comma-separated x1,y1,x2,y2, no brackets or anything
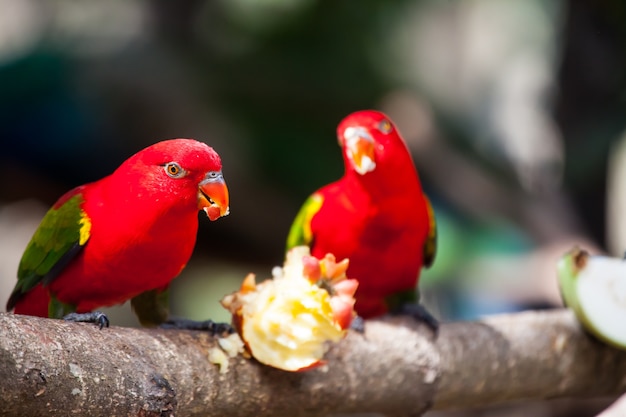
0,309,625,417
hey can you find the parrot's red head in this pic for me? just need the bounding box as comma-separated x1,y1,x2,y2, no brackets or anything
336,110,400,176
119,139,229,221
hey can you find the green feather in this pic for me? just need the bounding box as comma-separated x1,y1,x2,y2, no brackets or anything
6,192,91,313
48,295,77,318
286,193,323,250
131,288,170,327
385,288,419,312
422,196,437,268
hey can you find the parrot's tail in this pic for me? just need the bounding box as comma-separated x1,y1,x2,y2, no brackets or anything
11,284,50,318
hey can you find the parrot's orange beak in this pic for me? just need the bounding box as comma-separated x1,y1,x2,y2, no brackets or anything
198,171,229,221
342,126,377,175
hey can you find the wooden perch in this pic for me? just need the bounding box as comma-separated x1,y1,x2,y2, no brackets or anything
1,309,625,417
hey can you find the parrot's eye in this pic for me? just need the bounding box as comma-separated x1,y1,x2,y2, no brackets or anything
164,162,186,178
377,119,392,134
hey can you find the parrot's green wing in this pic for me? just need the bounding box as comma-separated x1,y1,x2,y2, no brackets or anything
286,193,324,250
6,189,91,313
422,195,437,268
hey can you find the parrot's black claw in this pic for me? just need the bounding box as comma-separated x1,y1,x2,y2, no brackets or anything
63,311,110,330
160,318,234,335
350,315,365,333
394,303,439,334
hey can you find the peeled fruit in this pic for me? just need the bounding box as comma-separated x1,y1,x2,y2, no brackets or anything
557,247,626,349
221,246,358,371
207,332,246,374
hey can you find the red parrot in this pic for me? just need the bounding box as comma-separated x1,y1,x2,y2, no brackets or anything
286,110,437,328
6,139,230,329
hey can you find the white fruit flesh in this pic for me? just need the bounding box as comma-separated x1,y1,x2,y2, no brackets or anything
240,273,344,371
575,255,626,348
220,246,356,372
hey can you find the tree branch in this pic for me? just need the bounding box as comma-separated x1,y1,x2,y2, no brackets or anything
1,310,625,417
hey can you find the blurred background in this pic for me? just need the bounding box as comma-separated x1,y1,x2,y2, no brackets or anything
0,0,624,415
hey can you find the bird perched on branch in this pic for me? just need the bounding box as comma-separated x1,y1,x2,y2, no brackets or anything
287,110,438,330
6,138,230,331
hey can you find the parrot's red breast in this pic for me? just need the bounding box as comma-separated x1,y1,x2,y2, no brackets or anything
287,110,436,318
8,138,230,319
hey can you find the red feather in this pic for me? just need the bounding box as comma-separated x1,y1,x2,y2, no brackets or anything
307,111,432,318
13,139,226,315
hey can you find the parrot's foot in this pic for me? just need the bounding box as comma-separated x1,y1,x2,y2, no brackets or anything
350,315,365,333
63,311,110,330
160,318,234,335
394,303,439,334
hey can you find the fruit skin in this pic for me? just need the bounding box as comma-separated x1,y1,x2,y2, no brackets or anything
6,139,229,326
557,246,587,315
221,246,358,371
557,247,626,350
287,110,436,318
